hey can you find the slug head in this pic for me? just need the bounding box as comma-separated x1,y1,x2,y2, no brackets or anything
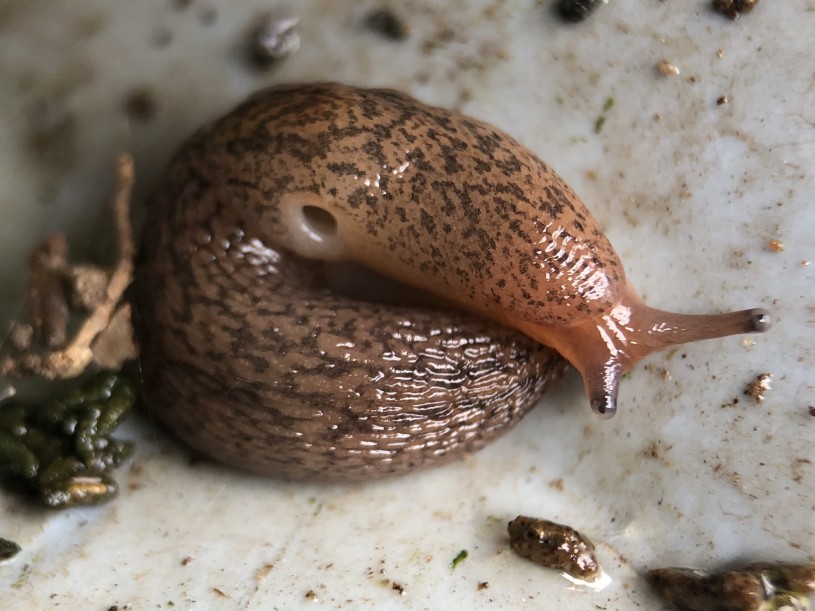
519,286,771,419
274,197,771,420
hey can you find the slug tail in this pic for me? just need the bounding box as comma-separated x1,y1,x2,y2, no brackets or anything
515,285,771,419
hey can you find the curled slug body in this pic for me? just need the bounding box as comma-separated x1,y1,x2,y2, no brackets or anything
134,83,768,480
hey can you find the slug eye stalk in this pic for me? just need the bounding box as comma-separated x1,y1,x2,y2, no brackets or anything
517,285,771,418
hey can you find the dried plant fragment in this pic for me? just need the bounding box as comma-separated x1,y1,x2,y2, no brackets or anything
744,373,772,404
1,154,137,379
68,264,112,310
451,549,468,569
26,233,71,348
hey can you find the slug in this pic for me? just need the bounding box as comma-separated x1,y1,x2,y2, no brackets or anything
134,83,769,480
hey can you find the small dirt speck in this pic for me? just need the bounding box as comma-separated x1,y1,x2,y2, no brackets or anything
767,239,784,252
421,26,456,54
152,27,173,47
26,102,77,173
657,60,680,76
73,14,106,39
363,8,409,41
744,373,772,403
712,0,759,20
247,13,300,68
643,441,671,459
717,95,729,105
451,549,468,569
593,97,614,134
199,6,217,26
478,581,490,590
556,0,604,23
123,88,158,121
305,590,318,601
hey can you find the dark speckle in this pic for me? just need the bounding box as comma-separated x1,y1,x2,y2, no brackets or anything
152,27,173,47
0,538,21,562
555,0,604,23
391,581,406,595
123,87,158,122
495,154,522,176
199,6,217,26
327,162,366,176
72,14,106,39
364,8,409,41
420,209,437,235
26,101,77,173
712,0,759,19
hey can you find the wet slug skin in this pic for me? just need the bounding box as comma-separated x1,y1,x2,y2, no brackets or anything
134,83,769,480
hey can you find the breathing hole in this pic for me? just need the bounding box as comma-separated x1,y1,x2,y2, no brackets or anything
301,205,338,240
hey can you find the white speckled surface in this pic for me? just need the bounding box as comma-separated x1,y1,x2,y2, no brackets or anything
1,1,813,609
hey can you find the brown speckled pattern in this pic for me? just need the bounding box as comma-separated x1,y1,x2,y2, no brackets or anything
191,83,624,324
134,83,633,480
